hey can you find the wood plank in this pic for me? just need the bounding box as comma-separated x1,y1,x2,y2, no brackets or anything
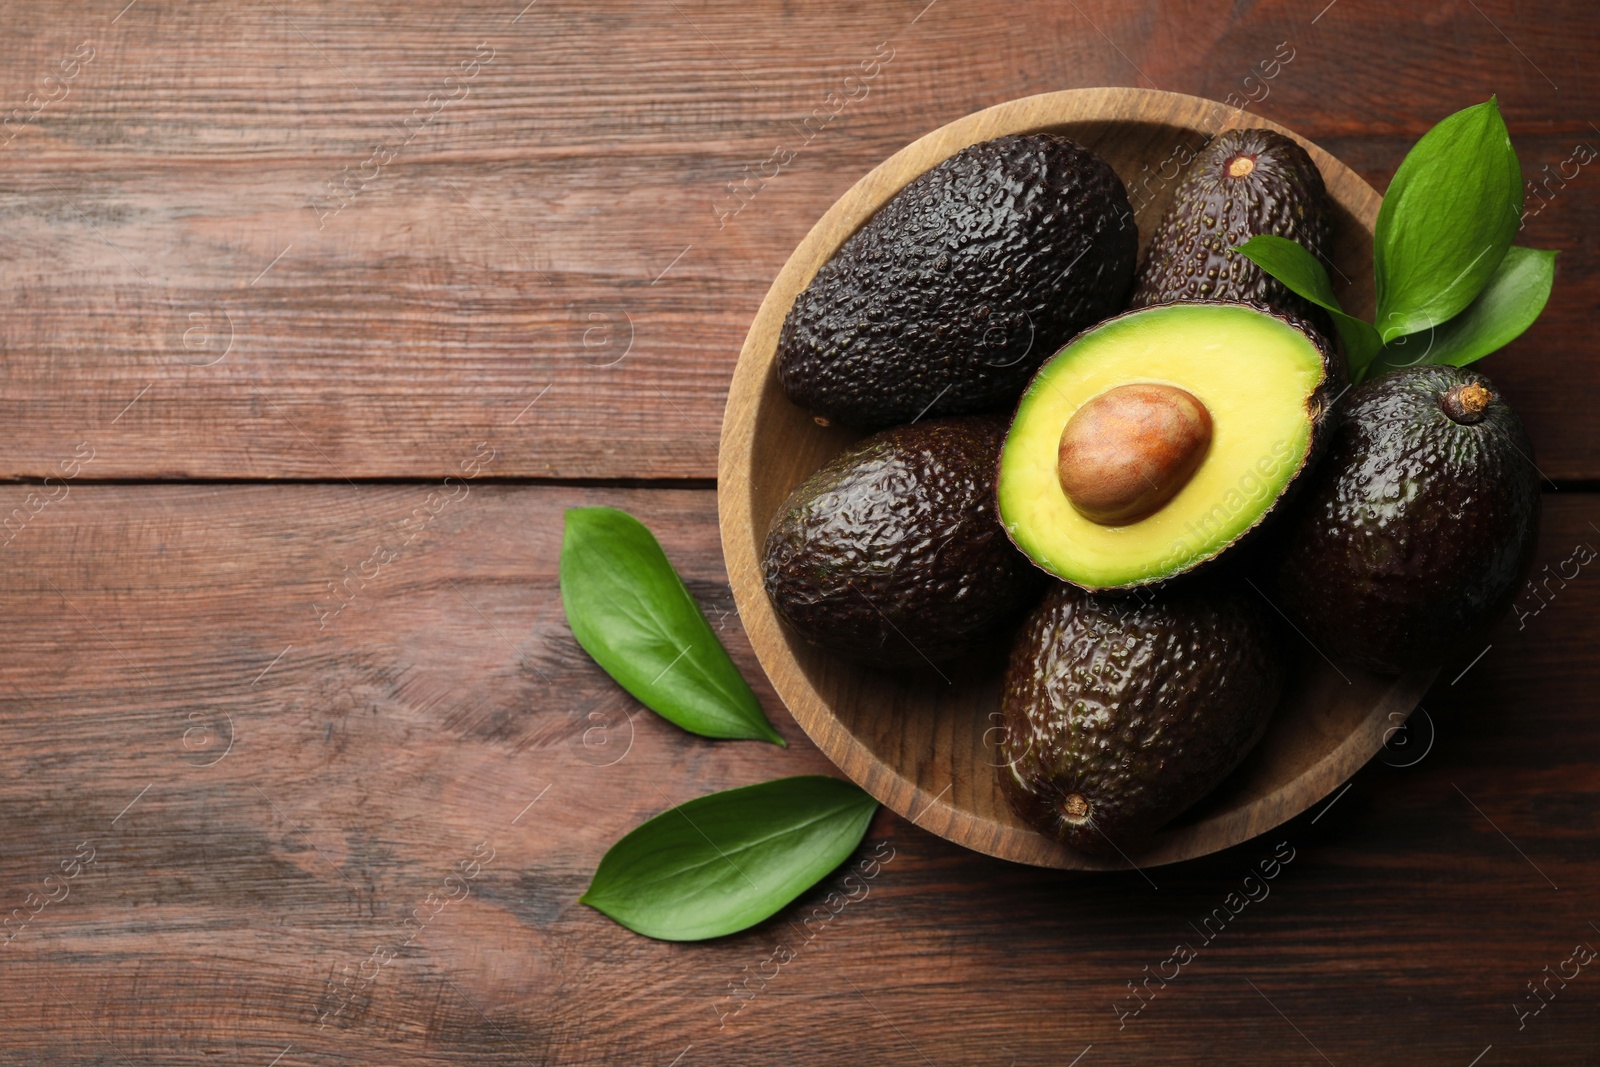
0,0,1590,478
0,482,1595,1062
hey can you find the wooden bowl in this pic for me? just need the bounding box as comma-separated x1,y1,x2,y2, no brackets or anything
718,88,1436,870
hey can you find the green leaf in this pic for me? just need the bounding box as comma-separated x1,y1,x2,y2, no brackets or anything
1234,234,1384,379
580,776,878,941
1373,97,1523,343
560,507,784,745
1369,246,1556,377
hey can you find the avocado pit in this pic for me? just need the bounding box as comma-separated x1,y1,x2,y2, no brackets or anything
1056,383,1213,525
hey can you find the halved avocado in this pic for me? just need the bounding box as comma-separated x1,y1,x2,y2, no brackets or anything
997,303,1338,590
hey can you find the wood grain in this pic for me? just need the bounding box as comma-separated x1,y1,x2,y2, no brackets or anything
0,0,1594,1061
0,0,1589,478
0,483,1593,1064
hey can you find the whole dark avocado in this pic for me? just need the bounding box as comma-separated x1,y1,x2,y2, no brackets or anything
762,416,1040,668
778,134,1137,430
1275,365,1540,674
1000,580,1284,856
1131,128,1332,327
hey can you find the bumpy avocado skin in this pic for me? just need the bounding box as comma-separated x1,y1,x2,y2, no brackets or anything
778,134,1138,430
1275,365,1540,674
1131,128,1332,328
1000,581,1284,856
763,416,1041,668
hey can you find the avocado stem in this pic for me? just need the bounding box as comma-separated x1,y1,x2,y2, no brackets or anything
1441,382,1493,425
1061,793,1092,825
1225,154,1257,179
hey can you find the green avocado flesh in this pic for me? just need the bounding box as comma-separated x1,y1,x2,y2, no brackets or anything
997,303,1330,590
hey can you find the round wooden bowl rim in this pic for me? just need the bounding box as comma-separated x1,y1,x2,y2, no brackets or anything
718,87,1437,870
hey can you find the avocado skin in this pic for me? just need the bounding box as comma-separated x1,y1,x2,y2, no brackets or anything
763,416,1041,667
1275,365,1540,674
1131,128,1332,330
1000,580,1284,856
778,134,1137,430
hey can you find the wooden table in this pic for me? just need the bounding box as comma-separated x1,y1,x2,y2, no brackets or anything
0,0,1593,1062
